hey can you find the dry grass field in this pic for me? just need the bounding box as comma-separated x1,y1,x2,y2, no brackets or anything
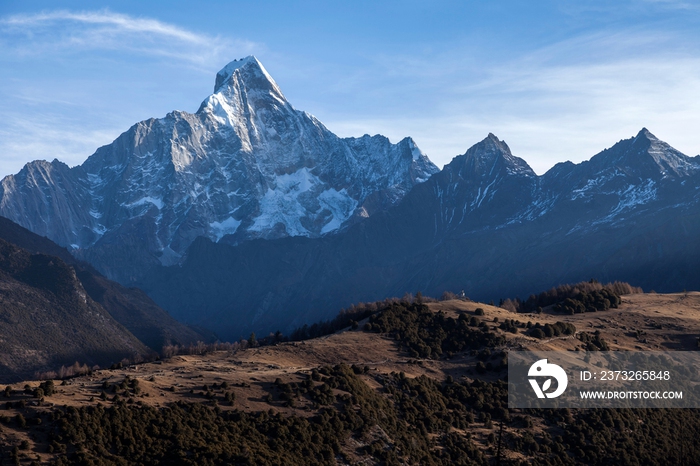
2,292,700,464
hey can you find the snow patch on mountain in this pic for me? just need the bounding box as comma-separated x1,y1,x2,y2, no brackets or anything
592,180,658,225
248,168,358,237
210,217,242,241
319,188,358,234
125,196,164,210
515,196,557,222
570,171,621,200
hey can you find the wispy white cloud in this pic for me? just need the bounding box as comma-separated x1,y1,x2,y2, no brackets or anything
2,10,208,43
0,9,260,67
0,9,264,177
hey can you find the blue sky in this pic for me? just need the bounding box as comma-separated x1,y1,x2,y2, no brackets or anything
1,1,699,177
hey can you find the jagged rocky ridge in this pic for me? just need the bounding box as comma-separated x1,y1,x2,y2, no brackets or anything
0,56,437,283
138,129,700,340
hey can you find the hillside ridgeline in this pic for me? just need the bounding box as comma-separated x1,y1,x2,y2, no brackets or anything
2,289,700,464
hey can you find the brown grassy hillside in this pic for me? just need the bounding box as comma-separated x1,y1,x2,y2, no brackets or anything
1,292,700,464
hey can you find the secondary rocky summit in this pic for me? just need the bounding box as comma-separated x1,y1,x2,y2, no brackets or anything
139,129,700,340
0,57,437,282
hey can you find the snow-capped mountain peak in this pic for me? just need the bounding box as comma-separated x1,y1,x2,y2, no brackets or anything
211,55,285,102
215,57,264,89
455,133,536,179
198,55,291,142
588,128,697,180
0,57,438,283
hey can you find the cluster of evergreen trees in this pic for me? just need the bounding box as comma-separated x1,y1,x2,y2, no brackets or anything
528,322,577,339
363,302,505,358
3,364,699,464
500,280,641,313
1,365,493,465
288,302,380,341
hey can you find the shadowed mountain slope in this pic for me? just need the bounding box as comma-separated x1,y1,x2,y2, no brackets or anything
0,237,150,382
0,217,212,353
138,130,700,340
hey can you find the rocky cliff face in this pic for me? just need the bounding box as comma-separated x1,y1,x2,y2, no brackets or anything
0,56,437,282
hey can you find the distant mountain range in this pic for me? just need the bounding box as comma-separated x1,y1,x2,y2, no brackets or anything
1,56,699,341
138,129,700,339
